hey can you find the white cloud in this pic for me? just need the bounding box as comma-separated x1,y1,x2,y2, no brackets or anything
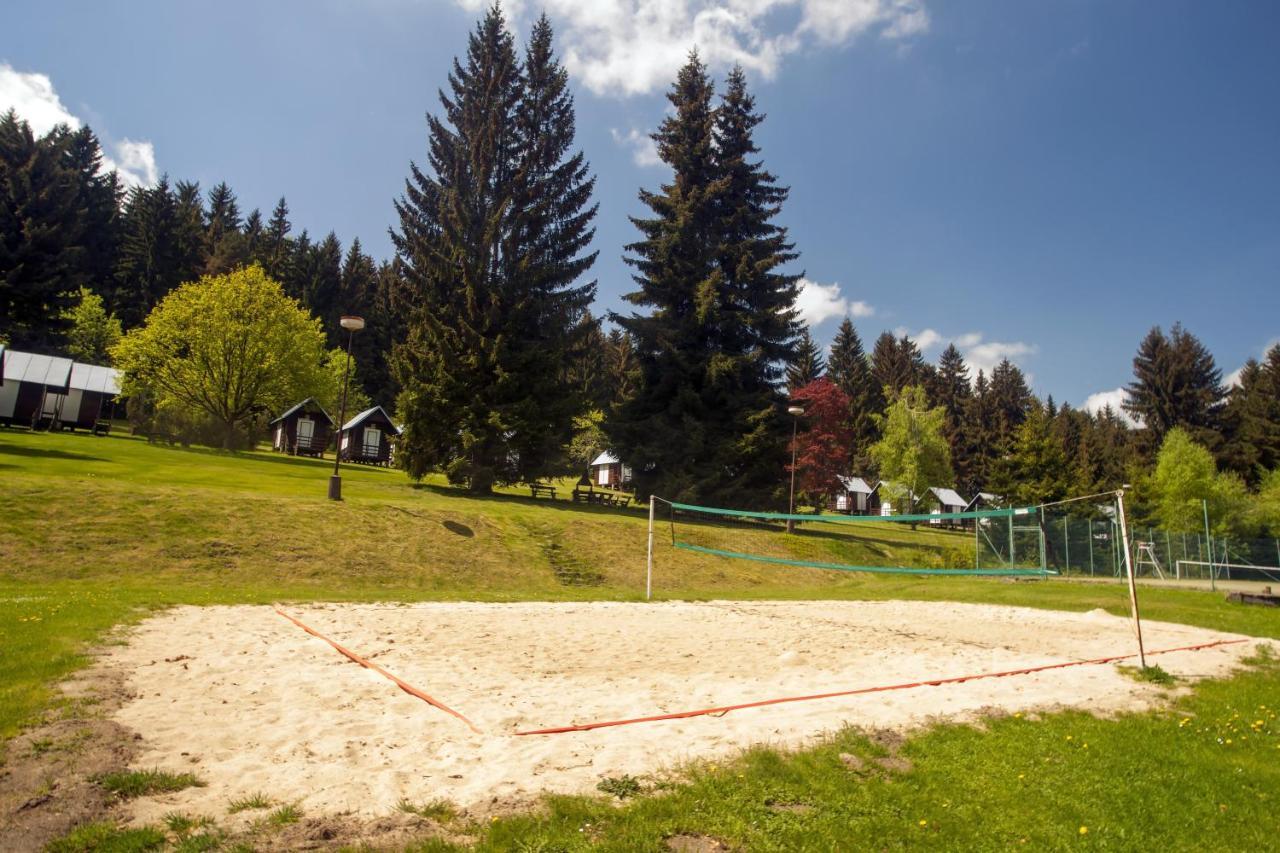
796,277,873,328
457,0,929,97
895,326,1037,376
610,127,662,167
1225,337,1280,388
0,63,158,189
1082,387,1139,426
964,339,1036,376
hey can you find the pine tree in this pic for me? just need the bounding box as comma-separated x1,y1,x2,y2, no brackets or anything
609,59,800,503
1219,354,1280,482
304,232,343,334
962,370,998,492
826,318,880,472
260,197,292,282
203,181,247,274
171,180,208,286
988,358,1034,443
113,177,177,328
63,125,122,293
1124,323,1225,450
609,54,747,502
393,8,596,491
787,328,825,390
935,343,973,487
870,332,925,398
0,111,86,350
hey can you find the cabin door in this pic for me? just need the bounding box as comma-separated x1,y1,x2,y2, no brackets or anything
297,417,314,449
597,465,610,486
363,426,381,456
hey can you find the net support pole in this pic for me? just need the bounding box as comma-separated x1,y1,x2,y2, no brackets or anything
1115,489,1147,668
1203,499,1215,592
646,495,655,601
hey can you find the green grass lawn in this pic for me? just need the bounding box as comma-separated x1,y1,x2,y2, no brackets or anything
3,428,1279,850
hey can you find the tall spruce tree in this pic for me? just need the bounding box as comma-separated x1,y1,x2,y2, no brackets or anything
259,197,293,282
609,56,799,504
870,332,925,398
393,8,596,491
787,328,825,390
0,111,86,350
113,177,178,328
1124,323,1225,451
827,317,880,471
1219,354,1280,482
935,343,973,486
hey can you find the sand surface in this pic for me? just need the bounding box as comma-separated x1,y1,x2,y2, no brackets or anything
102,600,1264,822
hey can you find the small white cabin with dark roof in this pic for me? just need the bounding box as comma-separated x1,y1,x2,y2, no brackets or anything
588,450,632,490
833,476,879,515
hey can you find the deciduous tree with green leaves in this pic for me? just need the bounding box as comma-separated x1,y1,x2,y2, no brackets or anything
1150,427,1248,535
869,385,953,515
62,286,122,363
111,265,328,448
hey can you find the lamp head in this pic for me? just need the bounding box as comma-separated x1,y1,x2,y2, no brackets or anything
340,315,365,332
787,406,805,417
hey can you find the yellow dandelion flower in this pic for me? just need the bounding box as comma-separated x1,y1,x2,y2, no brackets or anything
1079,826,1088,835
919,820,928,827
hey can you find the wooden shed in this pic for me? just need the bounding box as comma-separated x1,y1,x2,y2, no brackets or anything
338,405,400,466
833,476,880,515
925,487,969,527
965,492,999,513
588,450,632,490
270,398,334,457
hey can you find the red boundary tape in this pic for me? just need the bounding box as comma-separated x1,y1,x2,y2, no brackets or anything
513,638,1248,736
275,608,481,734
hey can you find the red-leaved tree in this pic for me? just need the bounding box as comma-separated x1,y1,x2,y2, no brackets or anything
789,377,855,509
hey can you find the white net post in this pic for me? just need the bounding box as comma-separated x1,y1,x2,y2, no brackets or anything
1115,489,1147,668
646,494,655,601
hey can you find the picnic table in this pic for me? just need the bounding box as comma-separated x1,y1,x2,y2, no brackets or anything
529,483,558,499
572,486,632,508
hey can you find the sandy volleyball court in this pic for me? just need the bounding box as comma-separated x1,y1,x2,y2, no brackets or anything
102,600,1264,822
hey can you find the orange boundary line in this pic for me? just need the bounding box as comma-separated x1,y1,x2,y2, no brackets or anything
275,608,481,734
513,638,1248,736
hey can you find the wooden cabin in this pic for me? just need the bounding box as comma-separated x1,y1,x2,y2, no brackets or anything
588,451,632,490
1,350,121,432
833,476,879,515
965,492,999,513
270,398,334,457
338,405,400,466
876,482,921,516
925,487,969,527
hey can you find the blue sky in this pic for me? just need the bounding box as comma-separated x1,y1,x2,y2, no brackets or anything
4,0,1278,411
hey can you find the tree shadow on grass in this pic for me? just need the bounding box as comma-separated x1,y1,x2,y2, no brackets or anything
0,442,109,464
408,481,649,520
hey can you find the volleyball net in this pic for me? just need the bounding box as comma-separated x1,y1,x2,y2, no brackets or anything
655,499,1053,578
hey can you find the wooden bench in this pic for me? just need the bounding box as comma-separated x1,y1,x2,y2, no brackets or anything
92,421,111,436
529,483,558,500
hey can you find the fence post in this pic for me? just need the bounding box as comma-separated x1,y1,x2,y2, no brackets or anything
1063,516,1070,575
1088,519,1095,577
1203,499,1215,592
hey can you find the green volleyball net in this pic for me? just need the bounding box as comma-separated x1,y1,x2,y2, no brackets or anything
656,499,1053,578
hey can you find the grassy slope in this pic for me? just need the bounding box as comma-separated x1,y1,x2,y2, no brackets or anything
3,430,1280,850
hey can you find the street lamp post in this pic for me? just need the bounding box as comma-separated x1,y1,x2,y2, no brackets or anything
786,405,804,533
328,315,365,501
